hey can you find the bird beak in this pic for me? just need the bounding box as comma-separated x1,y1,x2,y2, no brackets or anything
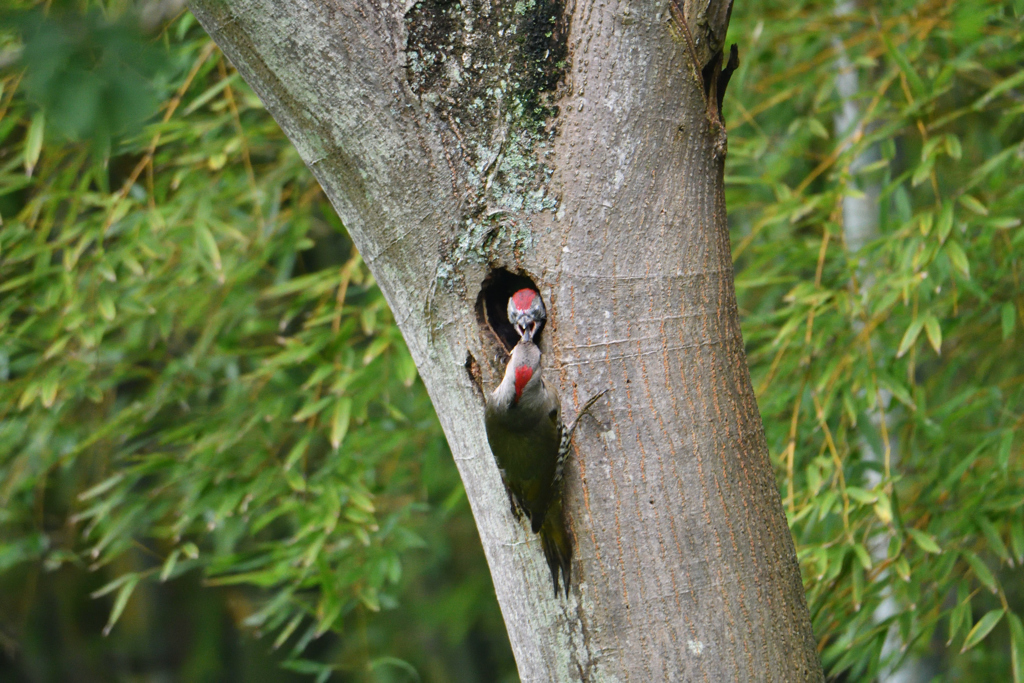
520,324,533,343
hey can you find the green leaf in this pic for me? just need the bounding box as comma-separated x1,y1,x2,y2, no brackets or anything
945,134,962,160
846,487,877,504
907,528,941,554
873,493,893,526
17,384,39,411
1000,430,1015,471
897,318,925,358
39,374,60,408
281,659,333,676
806,117,829,139
284,468,307,492
43,335,72,360
244,590,293,629
937,200,954,243
274,613,304,650
359,586,380,612
360,306,377,335
330,397,352,450
100,574,141,636
315,594,343,637
918,212,933,236
292,396,332,422
160,549,180,582
24,110,45,177
948,589,970,645
196,223,223,282
78,474,126,502
284,434,312,470
1003,303,1017,340
91,572,137,599
853,543,872,570
964,551,998,593
362,336,391,365
974,68,1024,109
883,34,926,97
923,314,941,355
977,517,1010,562
806,464,823,496
988,217,1022,230
895,556,911,582
350,490,375,514
945,241,970,278
397,351,418,387
1012,522,1024,565
1010,612,1024,683
911,156,934,187
182,74,238,116
921,136,945,162
958,194,988,216
370,657,422,682
961,609,1004,653
851,562,864,610
98,293,116,321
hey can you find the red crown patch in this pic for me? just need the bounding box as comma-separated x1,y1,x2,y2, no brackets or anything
511,289,536,311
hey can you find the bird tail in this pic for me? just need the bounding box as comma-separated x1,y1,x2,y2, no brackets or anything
539,497,572,596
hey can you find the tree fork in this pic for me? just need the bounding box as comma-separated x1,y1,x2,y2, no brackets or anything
188,0,823,679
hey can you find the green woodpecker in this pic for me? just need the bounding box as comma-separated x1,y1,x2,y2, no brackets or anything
484,291,604,595
507,287,547,342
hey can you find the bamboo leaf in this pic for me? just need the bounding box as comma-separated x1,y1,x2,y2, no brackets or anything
100,574,141,636
284,434,312,470
897,318,925,358
948,591,970,645
1012,522,1024,565
937,200,954,243
78,474,126,502
907,528,941,554
330,397,352,450
274,613,304,649
958,194,988,216
964,551,998,593
923,314,942,355
974,68,1024,109
160,549,181,582
945,134,962,160
945,241,970,278
977,516,1010,562
1010,612,1024,683
196,223,224,283
883,35,926,97
961,609,1004,653
24,111,44,176
1003,303,1017,340
292,396,332,423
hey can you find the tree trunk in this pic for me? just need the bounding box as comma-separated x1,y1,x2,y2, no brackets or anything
187,0,822,679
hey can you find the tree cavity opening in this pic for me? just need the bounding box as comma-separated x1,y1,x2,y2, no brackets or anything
476,268,542,352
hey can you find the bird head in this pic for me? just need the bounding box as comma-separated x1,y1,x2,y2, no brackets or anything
507,288,547,343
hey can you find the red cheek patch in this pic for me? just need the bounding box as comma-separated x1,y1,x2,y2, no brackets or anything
511,289,536,312
514,366,533,400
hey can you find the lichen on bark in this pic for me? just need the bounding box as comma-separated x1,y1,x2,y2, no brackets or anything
404,0,568,284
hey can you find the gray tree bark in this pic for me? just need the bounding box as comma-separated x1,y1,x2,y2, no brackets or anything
187,0,823,680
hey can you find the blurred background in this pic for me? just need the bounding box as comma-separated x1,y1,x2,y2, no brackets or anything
0,1,1021,681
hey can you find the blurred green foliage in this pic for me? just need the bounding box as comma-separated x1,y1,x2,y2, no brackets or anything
14,7,165,148
0,3,513,682
728,0,1024,680
1,0,1023,682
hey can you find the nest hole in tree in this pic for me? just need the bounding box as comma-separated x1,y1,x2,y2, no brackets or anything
476,268,543,352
